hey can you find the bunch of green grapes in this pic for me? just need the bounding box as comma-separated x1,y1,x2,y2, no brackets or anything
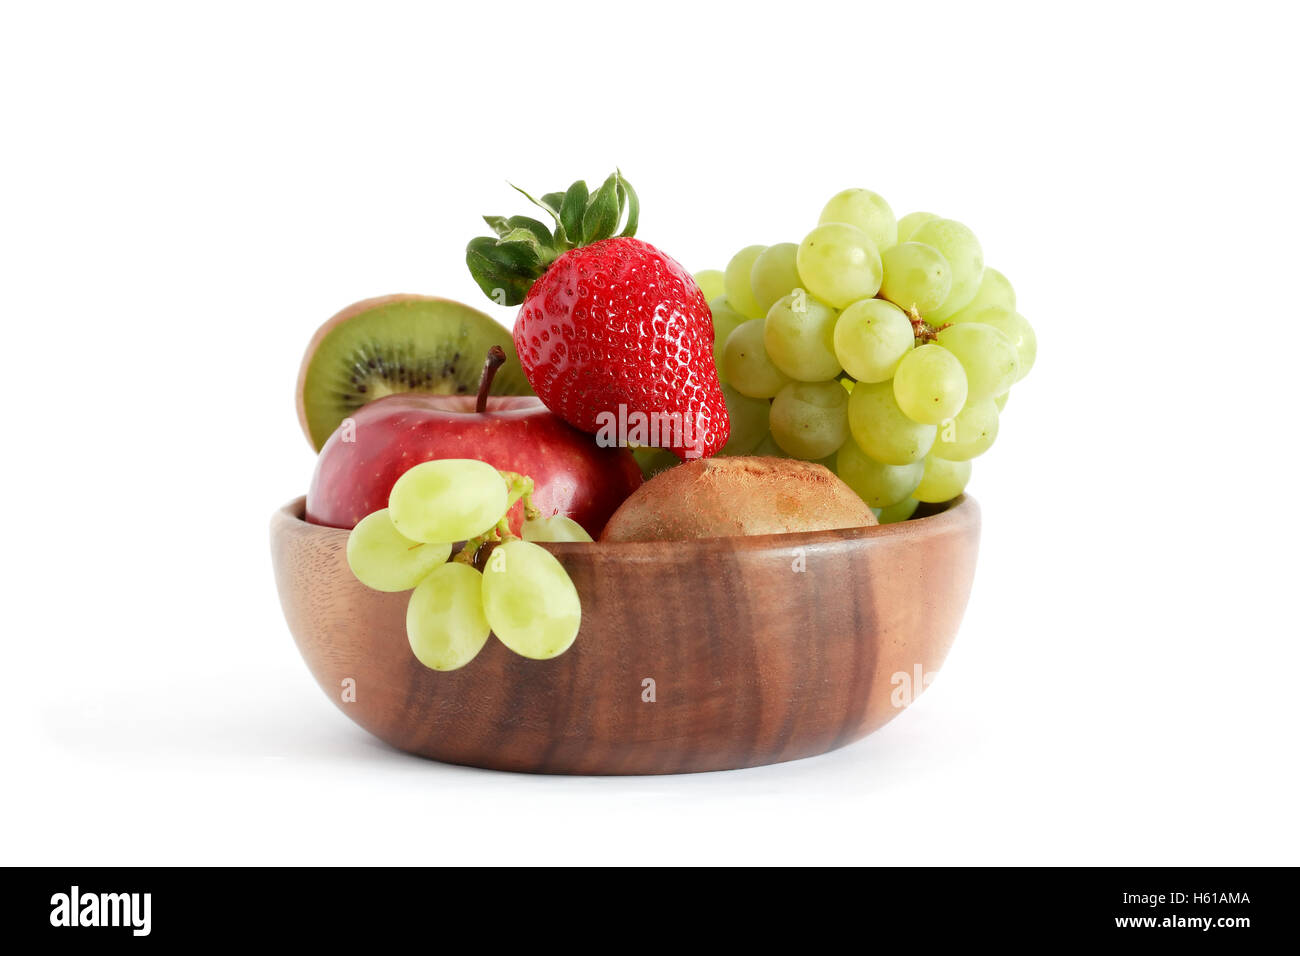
694,189,1036,522
344,459,590,669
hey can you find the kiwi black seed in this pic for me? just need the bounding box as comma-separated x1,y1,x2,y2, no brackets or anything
297,295,532,450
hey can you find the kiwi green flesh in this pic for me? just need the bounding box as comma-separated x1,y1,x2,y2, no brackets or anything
302,299,532,449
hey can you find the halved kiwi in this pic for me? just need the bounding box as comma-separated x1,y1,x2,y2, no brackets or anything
296,294,532,450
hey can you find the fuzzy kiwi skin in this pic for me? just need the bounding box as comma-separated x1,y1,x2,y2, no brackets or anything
295,294,529,450
600,456,877,542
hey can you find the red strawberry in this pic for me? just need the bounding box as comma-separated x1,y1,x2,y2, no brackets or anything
466,172,729,460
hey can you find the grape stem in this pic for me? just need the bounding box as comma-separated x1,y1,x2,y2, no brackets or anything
450,470,541,566
907,304,949,343
499,471,542,522
453,524,498,565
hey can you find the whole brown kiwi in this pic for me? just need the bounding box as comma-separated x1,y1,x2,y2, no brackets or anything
599,456,877,542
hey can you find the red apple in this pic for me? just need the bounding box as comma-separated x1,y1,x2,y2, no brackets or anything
306,393,643,537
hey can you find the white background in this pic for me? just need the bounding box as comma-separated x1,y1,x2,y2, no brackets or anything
3,1,1297,865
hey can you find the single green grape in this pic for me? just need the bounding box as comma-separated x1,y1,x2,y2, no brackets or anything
941,317,1019,400
749,243,802,313
405,562,491,671
835,438,925,508
847,379,937,464
932,398,1000,461
632,446,678,480
953,306,1036,382
693,269,725,303
796,223,882,309
994,390,1009,412
723,318,792,398
481,539,582,660
910,218,984,321
388,459,508,543
896,211,938,244
817,188,897,251
719,383,771,455
935,322,1020,402
346,509,452,592
724,245,768,319
750,432,787,458
989,310,1036,382
763,291,842,381
893,344,968,425
913,454,972,503
879,242,952,315
769,380,850,460
833,298,914,384
877,497,920,524
946,267,1015,322
709,296,747,378
522,515,593,543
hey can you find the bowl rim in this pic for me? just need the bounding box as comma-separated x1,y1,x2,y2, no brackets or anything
275,493,977,554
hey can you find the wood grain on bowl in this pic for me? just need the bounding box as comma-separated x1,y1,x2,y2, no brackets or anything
270,495,980,774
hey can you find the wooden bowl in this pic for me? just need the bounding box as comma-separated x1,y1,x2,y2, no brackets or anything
270,495,980,774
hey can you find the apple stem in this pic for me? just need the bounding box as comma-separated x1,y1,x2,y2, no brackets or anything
476,345,507,413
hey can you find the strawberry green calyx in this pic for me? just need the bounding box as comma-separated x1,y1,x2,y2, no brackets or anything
466,170,639,306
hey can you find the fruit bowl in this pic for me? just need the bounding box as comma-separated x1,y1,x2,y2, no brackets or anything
270,495,980,774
